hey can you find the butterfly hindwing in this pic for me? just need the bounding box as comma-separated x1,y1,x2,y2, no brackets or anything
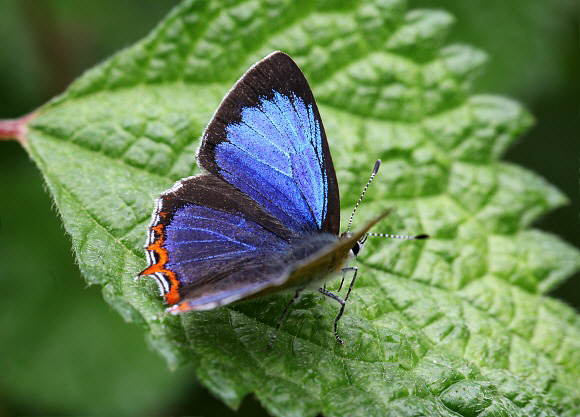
198,52,340,235
140,175,295,304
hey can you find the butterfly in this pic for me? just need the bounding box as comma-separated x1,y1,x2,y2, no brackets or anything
137,52,427,347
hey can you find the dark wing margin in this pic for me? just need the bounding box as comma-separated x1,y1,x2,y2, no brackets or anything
197,51,340,235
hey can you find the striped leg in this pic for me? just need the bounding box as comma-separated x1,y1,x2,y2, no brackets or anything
266,285,305,350
319,266,358,344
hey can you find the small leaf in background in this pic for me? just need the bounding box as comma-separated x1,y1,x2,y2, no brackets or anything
1,0,579,416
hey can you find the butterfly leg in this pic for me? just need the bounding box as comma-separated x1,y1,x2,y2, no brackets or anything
266,285,306,350
337,267,348,292
319,266,358,344
324,266,349,292
325,266,348,292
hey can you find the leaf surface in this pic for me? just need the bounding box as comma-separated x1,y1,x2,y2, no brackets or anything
22,1,580,415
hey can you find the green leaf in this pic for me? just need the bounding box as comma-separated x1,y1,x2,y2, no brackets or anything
18,0,580,415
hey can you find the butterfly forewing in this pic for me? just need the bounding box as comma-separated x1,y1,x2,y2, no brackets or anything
198,52,340,235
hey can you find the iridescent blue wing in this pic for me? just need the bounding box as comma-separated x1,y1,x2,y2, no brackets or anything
198,52,340,235
139,175,296,305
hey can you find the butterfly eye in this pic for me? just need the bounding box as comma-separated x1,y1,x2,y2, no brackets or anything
351,241,361,257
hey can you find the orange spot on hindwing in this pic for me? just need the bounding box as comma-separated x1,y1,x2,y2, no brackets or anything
139,213,180,305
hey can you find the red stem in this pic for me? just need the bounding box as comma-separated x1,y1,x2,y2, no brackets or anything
0,113,36,145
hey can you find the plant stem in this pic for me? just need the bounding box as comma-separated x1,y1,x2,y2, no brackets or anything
0,113,36,145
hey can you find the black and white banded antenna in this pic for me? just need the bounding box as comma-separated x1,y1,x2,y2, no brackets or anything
347,159,430,240
367,231,429,240
347,159,382,234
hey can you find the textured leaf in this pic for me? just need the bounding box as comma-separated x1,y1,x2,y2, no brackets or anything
18,0,580,416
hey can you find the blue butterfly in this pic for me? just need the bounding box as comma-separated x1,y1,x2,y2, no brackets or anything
138,52,427,347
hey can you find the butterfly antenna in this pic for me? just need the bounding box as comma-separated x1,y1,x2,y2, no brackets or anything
366,232,430,240
347,159,381,234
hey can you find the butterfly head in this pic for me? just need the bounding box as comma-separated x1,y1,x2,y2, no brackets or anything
352,233,369,257
340,231,368,258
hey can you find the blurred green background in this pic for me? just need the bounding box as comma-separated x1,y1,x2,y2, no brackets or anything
0,1,577,415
